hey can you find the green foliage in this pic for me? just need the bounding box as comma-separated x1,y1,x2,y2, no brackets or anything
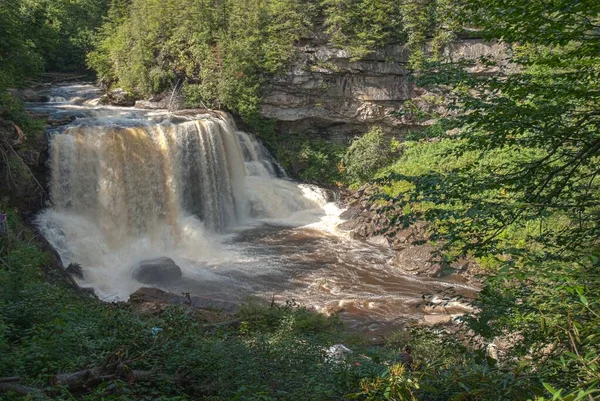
0,0,108,77
89,0,315,120
399,0,459,70
0,0,44,89
1,208,594,401
20,0,110,72
350,363,419,401
238,300,341,336
266,131,346,185
370,0,600,399
343,127,398,184
322,0,404,60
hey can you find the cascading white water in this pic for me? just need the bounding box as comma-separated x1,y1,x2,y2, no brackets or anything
33,84,477,333
38,106,337,299
48,116,247,233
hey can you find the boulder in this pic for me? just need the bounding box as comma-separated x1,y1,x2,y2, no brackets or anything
391,245,444,277
394,228,414,244
392,245,435,271
367,235,389,247
324,344,353,363
422,314,453,325
133,257,182,284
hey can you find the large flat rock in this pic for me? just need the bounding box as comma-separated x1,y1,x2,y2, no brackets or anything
129,287,239,314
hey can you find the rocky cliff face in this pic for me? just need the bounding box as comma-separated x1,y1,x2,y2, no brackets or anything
262,37,507,142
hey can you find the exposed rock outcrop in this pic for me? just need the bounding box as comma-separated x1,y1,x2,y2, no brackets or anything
337,185,479,280
262,38,508,141
0,116,49,208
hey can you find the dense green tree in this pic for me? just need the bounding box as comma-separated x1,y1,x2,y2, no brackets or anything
376,1,600,397
89,0,315,120
0,0,44,89
343,127,398,183
322,0,404,59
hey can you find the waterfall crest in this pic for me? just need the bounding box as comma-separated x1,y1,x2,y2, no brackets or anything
48,115,248,236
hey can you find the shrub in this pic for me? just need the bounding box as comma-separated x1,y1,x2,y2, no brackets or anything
343,127,397,184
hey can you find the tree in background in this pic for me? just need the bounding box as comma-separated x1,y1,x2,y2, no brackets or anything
322,0,404,60
89,0,315,120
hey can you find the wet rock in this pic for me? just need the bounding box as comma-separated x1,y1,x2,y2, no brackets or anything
135,99,168,109
367,235,389,247
129,287,238,318
48,115,76,127
392,245,436,271
349,231,363,240
422,314,453,325
99,89,136,107
133,257,182,284
338,219,359,231
340,207,362,220
392,245,444,277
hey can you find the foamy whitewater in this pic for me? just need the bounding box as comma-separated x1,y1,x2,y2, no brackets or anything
32,84,475,333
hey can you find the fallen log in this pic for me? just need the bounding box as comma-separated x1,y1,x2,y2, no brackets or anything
202,319,241,330
0,377,20,383
51,364,156,390
0,382,44,397
52,369,94,388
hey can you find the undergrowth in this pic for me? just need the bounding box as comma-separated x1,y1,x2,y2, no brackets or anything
3,210,583,400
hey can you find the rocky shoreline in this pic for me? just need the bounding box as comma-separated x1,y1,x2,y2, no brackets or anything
336,184,479,282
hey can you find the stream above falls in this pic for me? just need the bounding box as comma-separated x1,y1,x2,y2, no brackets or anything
30,83,477,334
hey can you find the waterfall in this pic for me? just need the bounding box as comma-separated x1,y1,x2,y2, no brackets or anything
37,108,338,299
48,115,247,235
30,84,477,331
